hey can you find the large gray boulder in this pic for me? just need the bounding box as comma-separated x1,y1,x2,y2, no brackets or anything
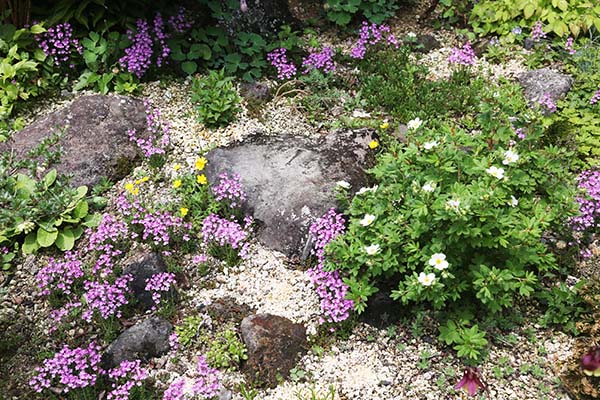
1,95,148,188
204,130,374,257
518,68,573,106
240,313,307,387
102,317,172,369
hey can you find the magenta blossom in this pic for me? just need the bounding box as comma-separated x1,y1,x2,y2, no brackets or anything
581,346,600,377
455,367,487,397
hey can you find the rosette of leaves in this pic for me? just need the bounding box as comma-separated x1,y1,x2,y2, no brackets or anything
206,329,248,371
326,82,578,322
191,69,240,127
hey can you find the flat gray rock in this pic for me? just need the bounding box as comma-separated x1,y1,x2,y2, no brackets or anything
1,94,148,188
518,68,573,105
205,130,374,257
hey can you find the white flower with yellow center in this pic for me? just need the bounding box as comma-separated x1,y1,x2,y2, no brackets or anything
418,272,436,286
360,214,376,227
485,166,505,180
428,253,449,270
365,244,380,255
422,182,435,192
407,117,423,130
502,149,519,165
509,195,519,207
423,140,439,150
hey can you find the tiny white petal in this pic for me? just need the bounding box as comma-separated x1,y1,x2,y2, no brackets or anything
360,214,376,226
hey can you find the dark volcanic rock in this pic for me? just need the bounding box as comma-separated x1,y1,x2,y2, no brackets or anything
102,317,172,369
205,297,254,326
518,68,573,107
1,95,147,188
204,130,374,257
240,313,307,387
123,252,176,311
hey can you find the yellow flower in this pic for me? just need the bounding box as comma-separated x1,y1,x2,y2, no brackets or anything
173,163,182,171
180,207,189,217
196,174,207,185
134,176,149,185
173,179,182,189
380,121,389,129
369,140,379,149
141,176,149,182
125,182,134,192
195,157,208,171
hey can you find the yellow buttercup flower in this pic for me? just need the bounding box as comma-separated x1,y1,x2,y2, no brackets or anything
173,163,182,171
125,182,139,195
196,174,207,185
141,176,149,182
369,140,379,149
180,207,189,217
380,121,389,129
195,157,208,171
173,179,182,189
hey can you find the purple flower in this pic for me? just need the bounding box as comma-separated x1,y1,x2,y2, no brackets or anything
455,367,487,397
35,22,82,66
127,99,171,159
512,26,523,35
581,346,600,377
201,214,252,259
168,7,193,33
447,42,476,66
212,172,246,208
591,87,600,105
120,19,153,78
515,128,526,140
36,252,84,296
565,36,576,55
106,359,148,400
307,208,354,323
145,272,176,310
350,21,398,60
192,356,221,397
163,377,185,400
530,21,547,42
267,48,297,80
82,274,133,322
537,92,557,113
302,47,335,74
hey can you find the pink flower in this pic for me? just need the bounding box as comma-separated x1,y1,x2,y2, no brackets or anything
455,367,487,397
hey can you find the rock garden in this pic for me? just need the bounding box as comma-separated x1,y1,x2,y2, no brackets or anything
1,1,600,399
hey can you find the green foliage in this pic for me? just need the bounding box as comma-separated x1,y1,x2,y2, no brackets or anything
326,81,578,333
175,315,204,347
434,0,474,27
294,385,336,400
470,0,600,37
0,23,49,122
537,281,587,333
74,31,138,95
439,320,488,363
191,69,240,128
206,329,248,371
0,134,100,265
358,47,486,121
325,0,398,26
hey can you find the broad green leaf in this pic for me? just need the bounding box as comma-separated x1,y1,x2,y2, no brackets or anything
37,227,58,247
72,200,89,219
56,228,75,251
181,61,197,75
43,169,57,188
22,232,39,254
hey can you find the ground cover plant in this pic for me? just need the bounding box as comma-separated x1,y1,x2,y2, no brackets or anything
2,1,600,399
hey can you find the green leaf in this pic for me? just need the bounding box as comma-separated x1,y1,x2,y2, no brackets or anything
72,200,89,219
181,61,198,75
22,232,39,254
188,43,211,60
56,228,75,251
29,24,46,34
43,169,57,188
37,227,58,248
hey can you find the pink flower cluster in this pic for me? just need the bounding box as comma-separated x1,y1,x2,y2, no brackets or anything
168,7,193,33
36,252,84,296
127,100,171,159
447,42,476,66
301,47,336,74
591,87,600,105
350,21,398,60
29,342,102,393
565,37,576,55
267,48,297,80
82,274,133,322
307,208,354,323
201,214,252,259
530,21,547,42
162,356,221,400
571,170,600,233
212,172,247,208
145,272,176,310
153,13,170,68
537,93,557,113
35,22,82,67
106,360,148,400
87,213,130,276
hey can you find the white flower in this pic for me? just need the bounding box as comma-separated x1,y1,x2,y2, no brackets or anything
509,195,519,207
336,180,351,189
502,150,519,165
360,214,376,226
407,117,423,130
418,272,436,286
447,199,461,209
423,141,439,150
352,110,371,118
428,253,449,270
485,165,505,180
407,31,417,38
357,185,378,195
365,244,380,255
422,182,435,192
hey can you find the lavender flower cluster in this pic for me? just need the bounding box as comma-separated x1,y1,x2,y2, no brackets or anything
530,21,547,42
145,272,176,310
35,22,82,67
301,47,335,74
29,342,102,393
128,100,171,159
163,356,221,400
565,37,576,55
81,274,133,322
447,42,476,66
168,7,193,33
36,252,83,296
153,13,170,68
591,87,600,105
267,48,297,80
106,359,148,400
571,170,600,233
307,208,354,323
201,214,252,259
537,92,557,113
212,172,247,208
350,21,398,60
